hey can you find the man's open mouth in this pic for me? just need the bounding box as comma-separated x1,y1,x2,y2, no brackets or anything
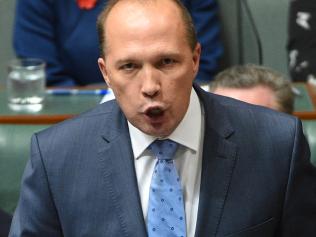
145,107,165,118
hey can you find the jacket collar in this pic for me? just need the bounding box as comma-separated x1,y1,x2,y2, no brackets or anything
97,84,238,236
194,84,238,236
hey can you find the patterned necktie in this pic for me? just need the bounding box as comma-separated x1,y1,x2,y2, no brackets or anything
147,139,186,237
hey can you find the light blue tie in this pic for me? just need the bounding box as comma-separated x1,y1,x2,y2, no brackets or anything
147,139,186,237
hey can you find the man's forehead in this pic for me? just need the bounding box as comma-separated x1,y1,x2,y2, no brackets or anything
104,0,185,46
214,85,277,107
105,0,180,24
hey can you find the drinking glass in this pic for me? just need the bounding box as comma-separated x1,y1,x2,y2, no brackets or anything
7,58,45,112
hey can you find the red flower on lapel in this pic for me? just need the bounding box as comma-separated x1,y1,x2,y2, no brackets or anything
76,0,98,10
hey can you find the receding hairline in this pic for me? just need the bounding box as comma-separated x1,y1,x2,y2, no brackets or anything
211,64,289,89
210,64,295,114
97,0,198,58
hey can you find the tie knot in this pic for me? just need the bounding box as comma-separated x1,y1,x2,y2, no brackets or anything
149,139,179,160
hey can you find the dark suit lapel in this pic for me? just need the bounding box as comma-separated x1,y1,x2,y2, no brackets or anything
94,86,238,237
194,86,238,237
97,103,147,237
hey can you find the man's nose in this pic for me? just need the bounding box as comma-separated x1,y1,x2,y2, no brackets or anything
141,67,160,98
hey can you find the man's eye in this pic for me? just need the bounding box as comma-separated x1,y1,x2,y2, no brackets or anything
120,63,136,71
161,58,176,66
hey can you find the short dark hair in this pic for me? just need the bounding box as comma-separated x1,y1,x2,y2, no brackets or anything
210,64,295,114
96,0,198,58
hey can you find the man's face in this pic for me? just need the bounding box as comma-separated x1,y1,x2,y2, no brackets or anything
213,85,279,111
98,0,200,137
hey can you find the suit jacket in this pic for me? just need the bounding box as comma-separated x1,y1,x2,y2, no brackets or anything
9,85,316,236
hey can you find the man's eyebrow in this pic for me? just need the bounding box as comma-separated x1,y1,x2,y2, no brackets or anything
114,52,182,66
157,52,181,58
115,58,138,66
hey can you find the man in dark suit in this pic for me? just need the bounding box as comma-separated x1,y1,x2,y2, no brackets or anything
10,0,316,236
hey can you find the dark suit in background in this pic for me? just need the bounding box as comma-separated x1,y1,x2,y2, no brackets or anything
0,209,12,237
9,86,316,236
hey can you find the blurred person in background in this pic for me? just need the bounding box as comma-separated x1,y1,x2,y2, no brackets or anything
287,0,316,83
13,0,223,86
210,64,295,114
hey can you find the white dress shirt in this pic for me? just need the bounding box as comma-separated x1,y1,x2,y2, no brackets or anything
128,88,204,237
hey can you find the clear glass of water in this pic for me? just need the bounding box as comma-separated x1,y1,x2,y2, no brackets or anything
7,58,45,112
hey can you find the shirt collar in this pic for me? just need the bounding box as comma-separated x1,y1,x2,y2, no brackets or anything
128,88,202,159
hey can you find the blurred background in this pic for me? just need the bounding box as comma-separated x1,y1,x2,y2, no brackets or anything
0,0,290,86
0,0,15,87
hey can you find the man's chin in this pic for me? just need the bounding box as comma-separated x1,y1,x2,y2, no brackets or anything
141,124,173,138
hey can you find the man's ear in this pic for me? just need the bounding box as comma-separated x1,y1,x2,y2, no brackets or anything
98,57,111,87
